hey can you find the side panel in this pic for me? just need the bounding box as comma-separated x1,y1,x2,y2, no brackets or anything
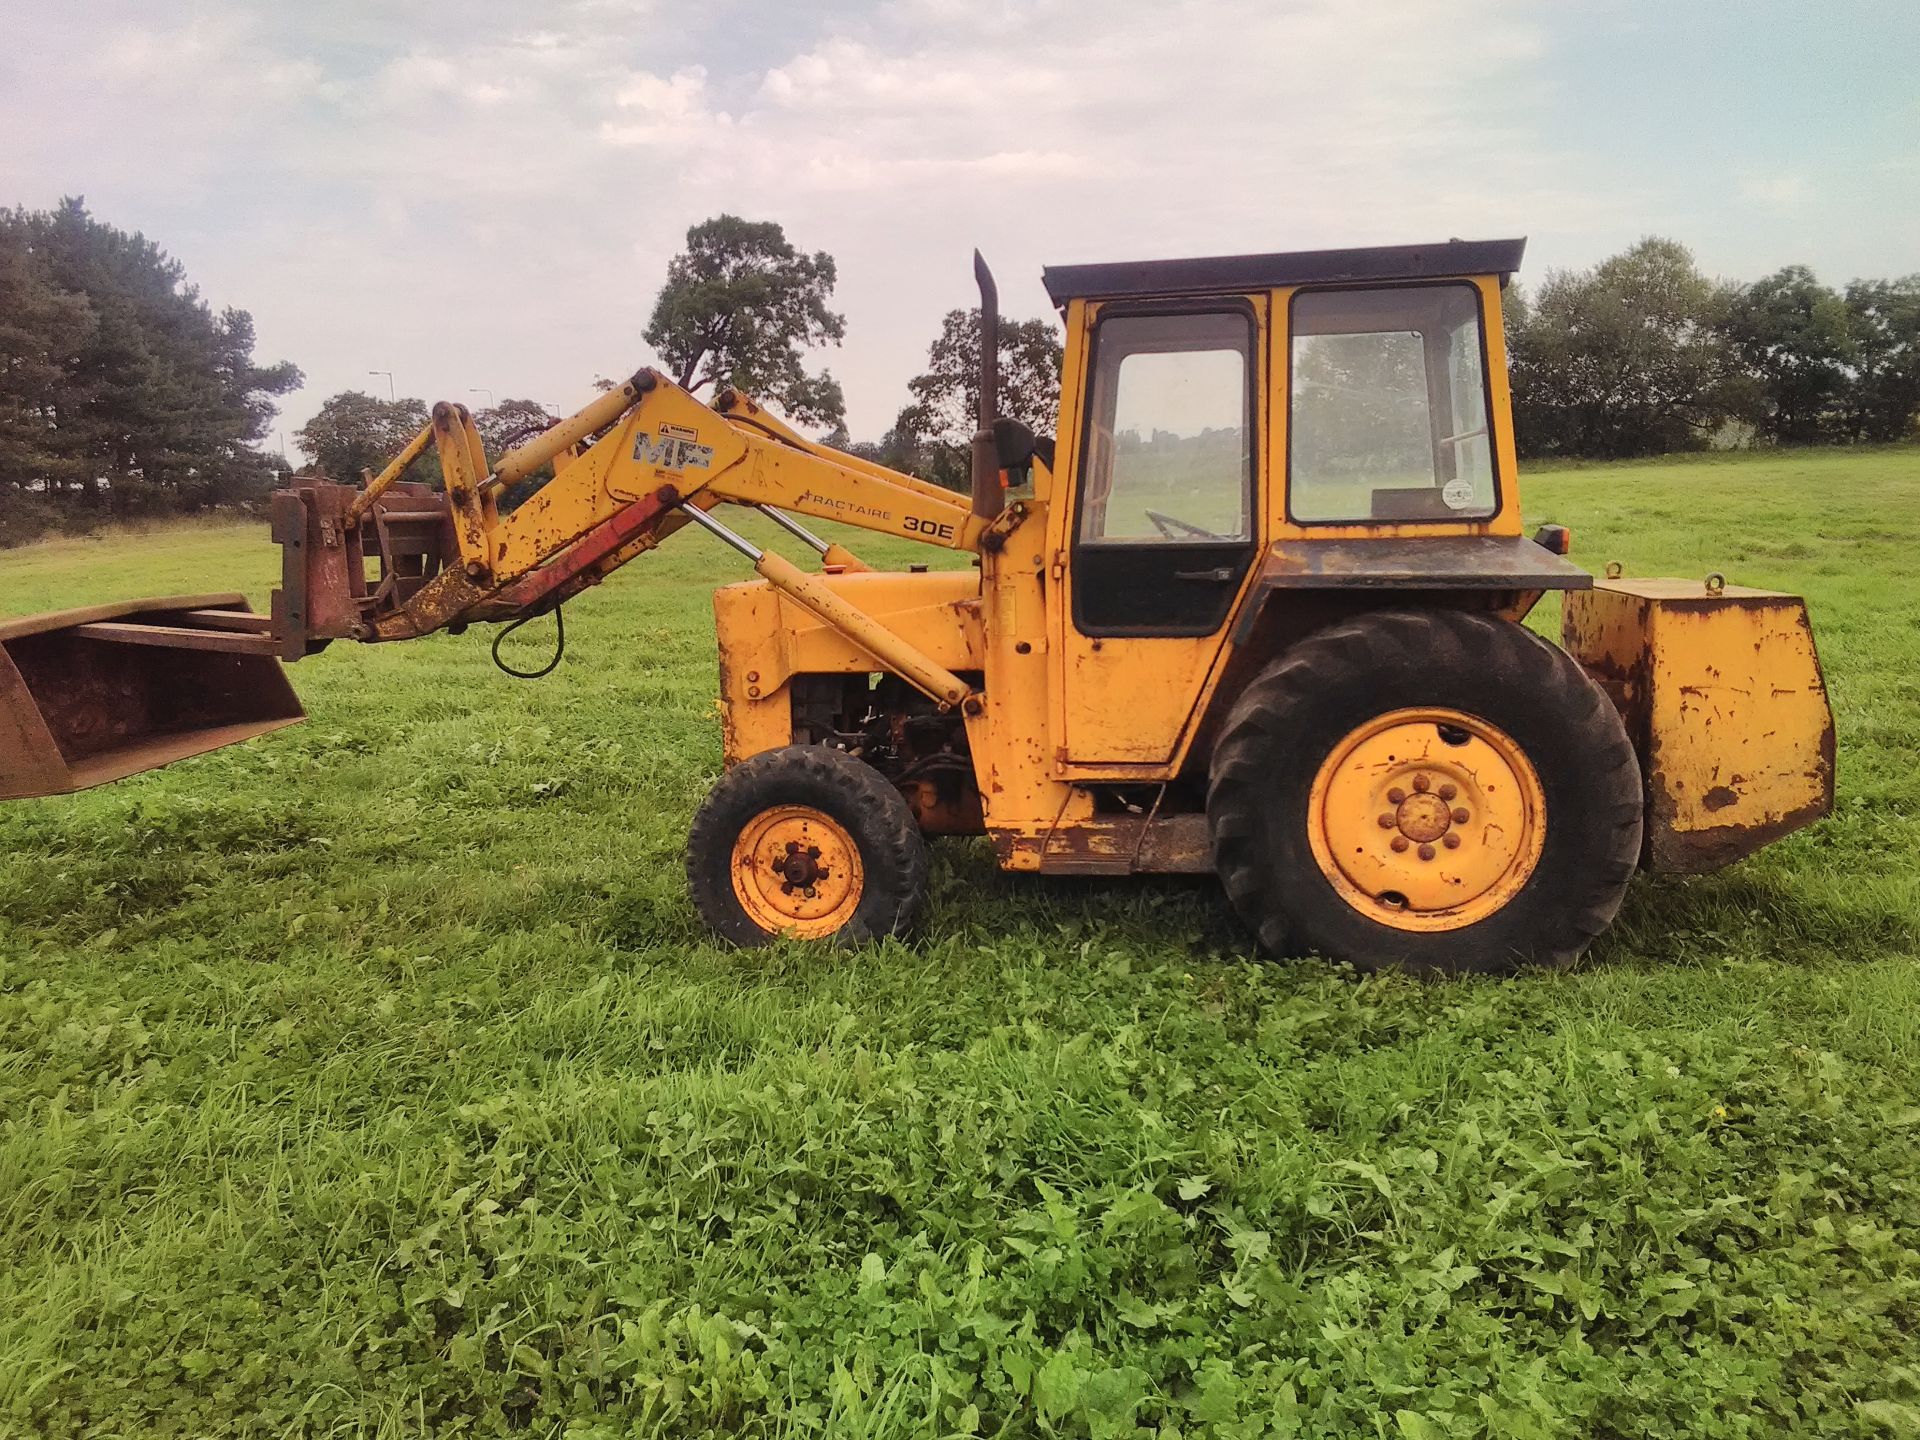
1562,579,1835,872
975,500,1084,859
712,571,984,766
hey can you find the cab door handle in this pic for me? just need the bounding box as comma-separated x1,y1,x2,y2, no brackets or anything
1173,566,1236,583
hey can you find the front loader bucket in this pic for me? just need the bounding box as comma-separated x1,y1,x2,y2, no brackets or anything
0,594,303,800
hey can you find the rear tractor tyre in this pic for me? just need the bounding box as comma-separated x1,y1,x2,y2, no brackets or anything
687,744,929,947
1207,608,1643,975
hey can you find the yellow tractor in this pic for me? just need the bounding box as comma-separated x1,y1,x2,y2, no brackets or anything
0,239,1835,973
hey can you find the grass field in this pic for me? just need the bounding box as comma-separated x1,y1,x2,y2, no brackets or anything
2,447,1918,1438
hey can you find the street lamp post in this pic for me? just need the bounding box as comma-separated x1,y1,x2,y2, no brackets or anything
368,370,395,402
469,388,495,408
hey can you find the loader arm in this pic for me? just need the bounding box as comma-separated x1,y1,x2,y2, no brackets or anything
271,368,1001,710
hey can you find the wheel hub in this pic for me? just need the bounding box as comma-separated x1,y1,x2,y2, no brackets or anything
1308,708,1547,932
729,806,864,938
1393,788,1454,844
778,842,826,890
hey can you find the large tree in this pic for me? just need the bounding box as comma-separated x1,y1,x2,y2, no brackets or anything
0,198,299,533
1841,276,1920,442
293,394,560,498
1725,265,1855,445
643,215,846,428
891,308,1063,490
0,218,94,511
295,392,436,486
473,397,558,458
1505,237,1744,459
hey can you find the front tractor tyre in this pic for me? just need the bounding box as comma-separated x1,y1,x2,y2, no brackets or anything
1207,609,1643,975
687,744,929,947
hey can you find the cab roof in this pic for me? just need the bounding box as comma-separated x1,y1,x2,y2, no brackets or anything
1040,237,1526,307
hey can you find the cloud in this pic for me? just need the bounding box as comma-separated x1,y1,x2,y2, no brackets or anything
601,67,729,147
5,0,1905,452
1738,171,1811,208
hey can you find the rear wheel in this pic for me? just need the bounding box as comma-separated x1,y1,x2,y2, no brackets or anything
687,745,928,947
1207,609,1642,974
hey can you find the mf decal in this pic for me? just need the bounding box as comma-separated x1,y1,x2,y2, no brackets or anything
633,424,715,472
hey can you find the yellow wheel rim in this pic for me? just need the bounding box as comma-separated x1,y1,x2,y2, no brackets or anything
1306,707,1546,933
729,805,865,939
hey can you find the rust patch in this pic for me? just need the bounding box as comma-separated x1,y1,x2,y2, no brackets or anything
1646,795,1831,873
1702,785,1740,811
900,777,985,835
1017,812,1213,875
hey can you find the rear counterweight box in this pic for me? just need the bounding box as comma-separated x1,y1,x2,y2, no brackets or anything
1562,578,1835,873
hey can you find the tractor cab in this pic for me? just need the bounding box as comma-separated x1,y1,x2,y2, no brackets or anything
1025,239,1579,773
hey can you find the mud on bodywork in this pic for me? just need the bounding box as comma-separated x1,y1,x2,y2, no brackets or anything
1562,577,1835,873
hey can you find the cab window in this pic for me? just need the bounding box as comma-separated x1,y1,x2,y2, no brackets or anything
1079,310,1253,544
1287,284,1496,524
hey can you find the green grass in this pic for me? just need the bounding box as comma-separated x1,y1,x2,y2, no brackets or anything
2,447,1918,1438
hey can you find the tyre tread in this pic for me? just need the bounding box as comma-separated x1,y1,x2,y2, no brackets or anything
1207,609,1643,974
686,745,929,947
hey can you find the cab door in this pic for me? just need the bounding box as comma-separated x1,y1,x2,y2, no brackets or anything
1052,296,1266,770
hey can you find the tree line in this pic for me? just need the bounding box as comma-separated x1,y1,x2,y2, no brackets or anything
0,198,300,545
3,203,1916,548
1507,237,1920,459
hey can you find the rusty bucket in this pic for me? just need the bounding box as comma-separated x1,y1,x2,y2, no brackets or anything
0,593,304,800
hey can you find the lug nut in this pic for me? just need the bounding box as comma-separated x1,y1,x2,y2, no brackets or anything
1452,807,1470,824
1390,836,1409,853
1438,783,1457,800
1387,787,1407,805
1377,813,1395,829
1413,774,1431,793
1418,843,1436,861
1442,834,1461,849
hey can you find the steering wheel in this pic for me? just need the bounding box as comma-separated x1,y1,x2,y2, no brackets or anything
1146,508,1229,541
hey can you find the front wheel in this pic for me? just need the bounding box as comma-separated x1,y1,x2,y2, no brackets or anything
687,745,929,947
1207,609,1643,974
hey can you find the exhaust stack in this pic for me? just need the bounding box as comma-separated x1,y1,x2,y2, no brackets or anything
969,250,1004,521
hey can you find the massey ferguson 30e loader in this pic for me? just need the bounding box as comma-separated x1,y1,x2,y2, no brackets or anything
0,240,1835,973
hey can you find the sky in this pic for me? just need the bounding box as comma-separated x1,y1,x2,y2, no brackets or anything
4,0,1915,454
